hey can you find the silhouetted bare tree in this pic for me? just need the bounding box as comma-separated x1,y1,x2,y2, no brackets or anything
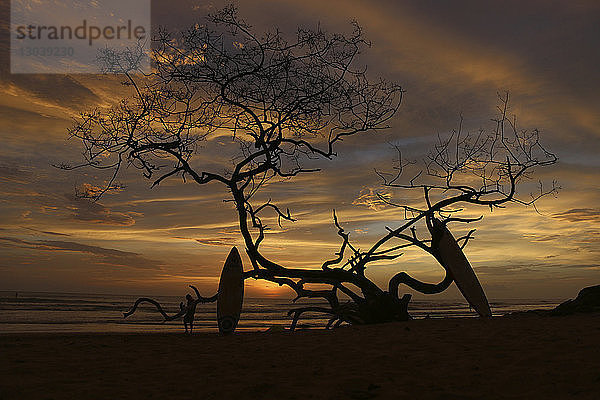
61,6,556,329
373,92,558,300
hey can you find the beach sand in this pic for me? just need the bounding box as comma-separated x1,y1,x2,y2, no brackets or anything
1,314,599,399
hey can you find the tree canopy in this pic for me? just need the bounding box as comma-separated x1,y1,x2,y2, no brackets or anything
62,6,557,328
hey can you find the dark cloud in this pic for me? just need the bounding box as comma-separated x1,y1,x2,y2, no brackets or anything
171,235,238,247
0,161,140,227
0,105,71,139
194,237,237,246
552,208,600,223
475,261,599,276
3,75,99,111
522,233,563,242
577,231,600,245
0,236,159,269
21,227,70,237
0,163,33,184
64,193,138,226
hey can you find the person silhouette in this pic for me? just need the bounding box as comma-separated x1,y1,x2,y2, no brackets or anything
183,293,199,334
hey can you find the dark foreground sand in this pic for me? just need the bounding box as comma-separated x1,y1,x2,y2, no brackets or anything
1,314,599,400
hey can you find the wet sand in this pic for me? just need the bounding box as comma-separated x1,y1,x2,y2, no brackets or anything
1,314,599,399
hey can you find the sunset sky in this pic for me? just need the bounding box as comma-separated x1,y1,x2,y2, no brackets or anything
1,0,598,301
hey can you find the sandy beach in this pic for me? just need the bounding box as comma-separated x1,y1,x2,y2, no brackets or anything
1,314,599,399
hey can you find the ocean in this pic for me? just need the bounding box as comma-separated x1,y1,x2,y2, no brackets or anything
0,291,562,334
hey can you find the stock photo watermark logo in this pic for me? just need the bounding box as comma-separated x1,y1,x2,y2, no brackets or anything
11,0,151,74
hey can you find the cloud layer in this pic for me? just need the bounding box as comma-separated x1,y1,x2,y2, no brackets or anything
1,1,598,299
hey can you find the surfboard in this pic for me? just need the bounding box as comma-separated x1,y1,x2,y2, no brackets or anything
217,247,245,334
431,218,492,317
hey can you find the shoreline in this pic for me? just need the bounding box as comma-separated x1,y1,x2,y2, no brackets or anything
2,313,599,399
1,292,564,336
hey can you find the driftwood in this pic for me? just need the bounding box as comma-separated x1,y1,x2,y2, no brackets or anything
123,285,218,324
123,297,185,321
